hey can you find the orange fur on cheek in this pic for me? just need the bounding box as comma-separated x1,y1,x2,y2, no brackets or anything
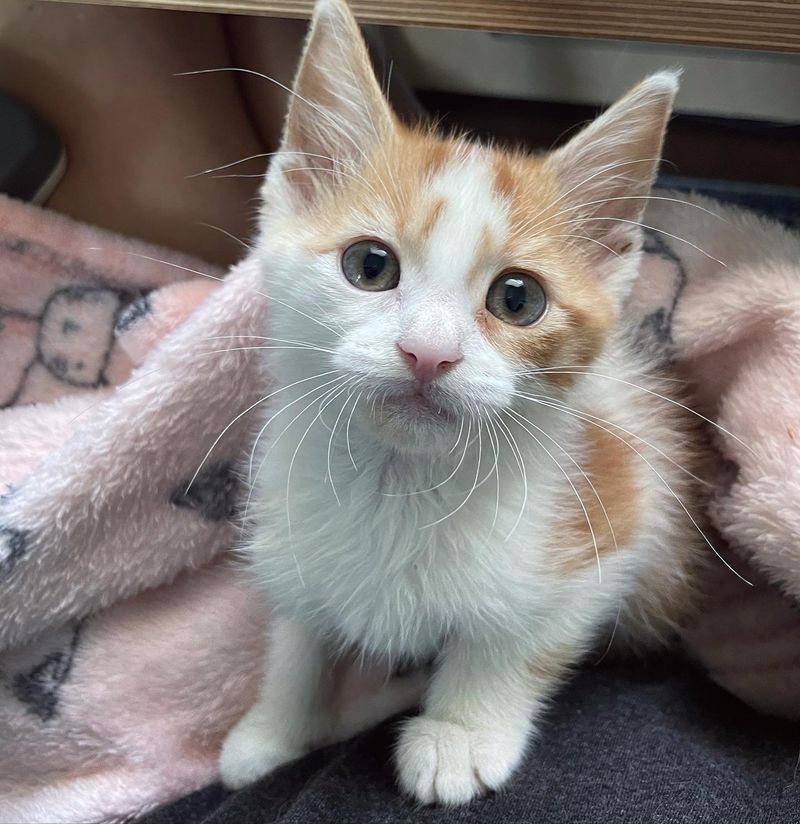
478,146,618,386
480,309,566,380
480,287,615,389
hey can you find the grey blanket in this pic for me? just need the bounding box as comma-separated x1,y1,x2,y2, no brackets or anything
141,658,800,824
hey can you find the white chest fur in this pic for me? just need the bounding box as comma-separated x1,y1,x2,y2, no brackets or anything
245,412,578,662
244,323,697,673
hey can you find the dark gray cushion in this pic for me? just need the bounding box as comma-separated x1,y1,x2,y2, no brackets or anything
140,657,800,823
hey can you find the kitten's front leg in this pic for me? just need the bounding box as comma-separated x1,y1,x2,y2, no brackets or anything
219,616,327,789
396,638,568,805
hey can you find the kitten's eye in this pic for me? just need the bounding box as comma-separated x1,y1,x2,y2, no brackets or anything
341,239,400,291
486,272,547,326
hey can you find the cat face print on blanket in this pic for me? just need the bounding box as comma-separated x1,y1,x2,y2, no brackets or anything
1,285,125,407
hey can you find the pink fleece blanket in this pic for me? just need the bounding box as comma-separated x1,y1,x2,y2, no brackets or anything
0,193,798,822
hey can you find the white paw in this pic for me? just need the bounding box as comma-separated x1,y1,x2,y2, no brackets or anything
395,716,527,805
219,713,304,790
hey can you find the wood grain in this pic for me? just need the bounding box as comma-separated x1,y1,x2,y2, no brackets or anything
42,0,800,52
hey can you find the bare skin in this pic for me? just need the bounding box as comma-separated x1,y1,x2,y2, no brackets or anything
0,5,417,265
0,1,272,265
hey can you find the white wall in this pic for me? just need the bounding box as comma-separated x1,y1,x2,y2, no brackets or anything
378,26,800,124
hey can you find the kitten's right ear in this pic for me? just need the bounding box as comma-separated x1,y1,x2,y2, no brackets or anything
263,0,394,212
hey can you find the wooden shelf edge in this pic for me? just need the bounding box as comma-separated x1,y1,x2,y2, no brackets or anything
41,0,800,52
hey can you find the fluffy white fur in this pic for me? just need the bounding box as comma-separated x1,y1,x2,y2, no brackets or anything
220,0,696,804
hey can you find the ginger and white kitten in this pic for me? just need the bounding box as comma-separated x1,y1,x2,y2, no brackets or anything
220,0,701,804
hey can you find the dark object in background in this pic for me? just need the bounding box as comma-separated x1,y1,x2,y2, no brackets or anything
0,89,65,204
418,91,800,190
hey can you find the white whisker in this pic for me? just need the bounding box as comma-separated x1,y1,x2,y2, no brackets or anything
519,393,753,586
201,345,336,355
486,415,502,531
593,603,622,665
549,233,621,258
345,390,362,471
245,377,349,523
448,416,466,456
493,414,528,542
187,368,341,493
201,334,325,346
515,391,711,487
383,417,472,497
217,166,378,196
543,216,727,267
505,407,605,584
521,157,665,233
177,68,370,165
422,418,483,529
87,249,345,340
326,380,364,504
247,373,347,482
519,368,755,457
197,222,252,250
285,378,357,533
187,150,340,179
531,193,730,237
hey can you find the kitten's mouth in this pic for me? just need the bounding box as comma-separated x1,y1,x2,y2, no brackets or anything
378,390,456,425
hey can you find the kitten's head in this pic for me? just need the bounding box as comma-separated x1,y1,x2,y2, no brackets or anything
258,0,678,454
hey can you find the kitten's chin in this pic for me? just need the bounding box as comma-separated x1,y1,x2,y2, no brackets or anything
362,394,462,454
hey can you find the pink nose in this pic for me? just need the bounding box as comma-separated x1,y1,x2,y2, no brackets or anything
398,340,462,383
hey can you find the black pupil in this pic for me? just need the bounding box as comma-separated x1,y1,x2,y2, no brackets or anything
363,248,387,280
504,278,527,314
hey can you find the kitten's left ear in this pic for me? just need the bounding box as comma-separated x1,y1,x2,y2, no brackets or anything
263,0,394,213
545,71,679,290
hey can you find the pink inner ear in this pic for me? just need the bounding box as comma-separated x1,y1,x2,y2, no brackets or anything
266,0,393,211
543,72,677,272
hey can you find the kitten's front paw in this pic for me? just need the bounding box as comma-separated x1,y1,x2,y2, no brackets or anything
395,716,527,805
219,714,304,790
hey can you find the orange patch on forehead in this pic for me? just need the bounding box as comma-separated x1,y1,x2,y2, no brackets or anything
492,155,517,202
381,128,457,237
420,137,452,179
299,126,448,252
466,225,499,289
417,197,446,243
487,148,560,241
